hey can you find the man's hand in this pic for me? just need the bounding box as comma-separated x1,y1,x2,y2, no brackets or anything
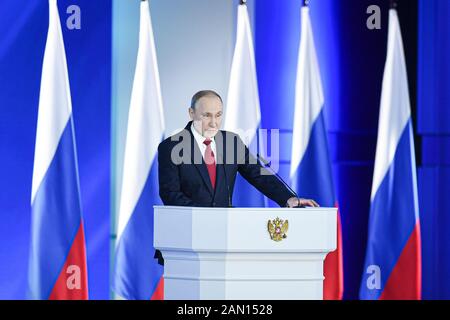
286,197,319,208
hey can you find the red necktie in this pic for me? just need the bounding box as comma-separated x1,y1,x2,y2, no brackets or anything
203,138,216,189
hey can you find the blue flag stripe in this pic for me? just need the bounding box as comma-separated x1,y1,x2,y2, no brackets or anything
113,157,163,300
291,110,335,207
28,120,83,299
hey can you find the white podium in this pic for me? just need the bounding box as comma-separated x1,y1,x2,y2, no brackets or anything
154,206,337,300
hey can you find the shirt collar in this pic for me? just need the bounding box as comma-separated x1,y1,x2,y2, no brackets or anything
191,122,215,145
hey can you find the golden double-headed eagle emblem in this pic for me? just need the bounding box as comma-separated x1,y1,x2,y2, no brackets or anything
267,217,289,242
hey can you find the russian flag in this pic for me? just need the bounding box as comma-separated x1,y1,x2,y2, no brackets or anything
359,9,422,300
290,5,344,300
223,2,266,207
112,0,165,300
28,0,88,300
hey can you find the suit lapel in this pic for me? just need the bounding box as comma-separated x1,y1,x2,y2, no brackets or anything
213,131,225,198
214,131,227,198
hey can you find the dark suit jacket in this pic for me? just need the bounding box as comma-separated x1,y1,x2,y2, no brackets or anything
157,121,295,208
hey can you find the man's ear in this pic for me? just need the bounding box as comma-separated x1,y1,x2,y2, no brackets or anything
188,107,194,120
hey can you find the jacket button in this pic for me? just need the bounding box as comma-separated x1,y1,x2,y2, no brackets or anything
212,202,216,206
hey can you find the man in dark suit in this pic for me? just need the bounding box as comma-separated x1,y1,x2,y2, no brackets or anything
158,90,319,209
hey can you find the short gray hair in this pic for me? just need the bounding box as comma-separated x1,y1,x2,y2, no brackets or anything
190,90,223,109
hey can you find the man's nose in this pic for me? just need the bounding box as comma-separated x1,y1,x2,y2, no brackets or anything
209,117,218,128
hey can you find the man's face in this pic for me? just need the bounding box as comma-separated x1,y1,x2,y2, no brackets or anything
189,95,223,139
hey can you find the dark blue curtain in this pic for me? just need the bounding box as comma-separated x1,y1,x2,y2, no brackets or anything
418,0,450,300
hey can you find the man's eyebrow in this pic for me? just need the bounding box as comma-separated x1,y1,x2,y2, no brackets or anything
202,111,222,116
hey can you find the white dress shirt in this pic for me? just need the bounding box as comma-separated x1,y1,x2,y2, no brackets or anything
191,123,217,160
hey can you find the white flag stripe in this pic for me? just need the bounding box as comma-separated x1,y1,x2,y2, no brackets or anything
290,7,324,178
224,4,261,144
371,9,411,200
116,1,165,242
32,0,72,204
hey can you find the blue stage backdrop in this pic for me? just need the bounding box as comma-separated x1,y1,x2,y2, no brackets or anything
0,0,111,299
418,0,450,299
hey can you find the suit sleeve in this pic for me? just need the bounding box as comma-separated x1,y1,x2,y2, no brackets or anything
158,141,197,206
236,137,295,207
